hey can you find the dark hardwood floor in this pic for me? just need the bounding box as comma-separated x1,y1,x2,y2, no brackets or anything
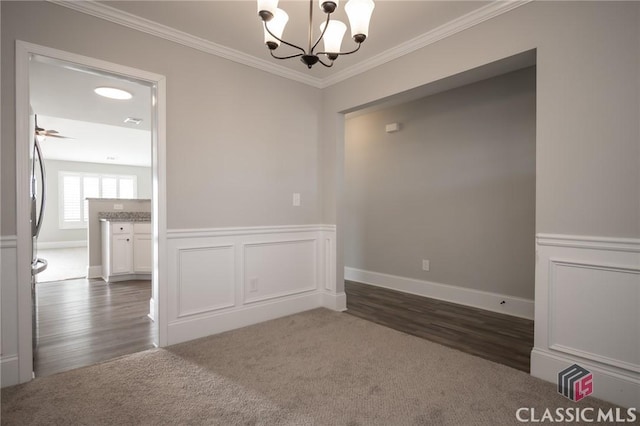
35,278,155,377
345,280,534,372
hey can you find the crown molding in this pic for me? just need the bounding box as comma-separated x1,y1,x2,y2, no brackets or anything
48,0,324,88
50,0,532,89
320,0,534,88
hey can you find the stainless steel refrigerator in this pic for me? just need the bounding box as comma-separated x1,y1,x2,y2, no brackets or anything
30,111,48,360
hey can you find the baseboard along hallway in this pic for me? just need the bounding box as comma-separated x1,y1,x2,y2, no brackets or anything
345,280,534,372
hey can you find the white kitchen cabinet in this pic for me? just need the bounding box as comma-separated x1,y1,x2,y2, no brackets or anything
101,221,151,282
133,223,152,273
111,234,133,274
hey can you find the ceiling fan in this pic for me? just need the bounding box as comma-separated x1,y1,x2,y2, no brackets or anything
35,114,72,139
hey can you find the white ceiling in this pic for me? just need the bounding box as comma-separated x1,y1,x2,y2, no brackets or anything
36,115,152,167
100,1,491,79
30,56,152,167
30,1,503,166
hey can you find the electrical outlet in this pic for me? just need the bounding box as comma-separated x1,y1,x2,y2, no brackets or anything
422,259,430,271
113,204,124,210
249,277,259,293
292,193,301,207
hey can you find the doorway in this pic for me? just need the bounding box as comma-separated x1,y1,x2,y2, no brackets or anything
341,54,537,372
15,41,167,383
30,55,155,376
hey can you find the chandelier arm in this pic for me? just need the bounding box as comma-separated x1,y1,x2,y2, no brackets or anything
270,51,304,60
317,42,362,58
264,21,306,55
317,57,334,68
310,12,332,55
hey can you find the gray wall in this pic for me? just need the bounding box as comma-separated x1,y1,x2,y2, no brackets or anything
1,1,322,237
344,67,535,299
38,159,152,244
321,1,640,292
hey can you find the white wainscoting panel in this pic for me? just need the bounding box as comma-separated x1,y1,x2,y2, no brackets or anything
166,225,338,345
1,236,20,387
532,234,640,409
548,260,639,372
243,239,317,304
177,245,235,318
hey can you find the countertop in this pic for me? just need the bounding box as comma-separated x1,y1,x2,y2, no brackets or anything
98,212,151,222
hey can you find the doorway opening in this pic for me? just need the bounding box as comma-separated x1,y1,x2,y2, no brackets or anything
341,51,537,372
30,55,155,377
15,41,167,383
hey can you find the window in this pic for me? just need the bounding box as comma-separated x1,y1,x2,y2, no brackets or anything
59,172,137,229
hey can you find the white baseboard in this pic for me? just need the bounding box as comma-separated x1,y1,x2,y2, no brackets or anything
37,240,87,249
167,291,325,345
531,348,640,409
87,265,102,279
322,291,347,312
1,355,20,387
104,273,151,283
345,267,534,320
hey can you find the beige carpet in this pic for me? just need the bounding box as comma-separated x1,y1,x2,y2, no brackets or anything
1,309,618,425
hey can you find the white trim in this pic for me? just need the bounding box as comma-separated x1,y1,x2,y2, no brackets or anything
167,224,336,239
166,225,339,344
0,236,17,249
87,265,102,279
15,40,168,384
167,291,326,345
322,0,534,87
47,0,532,89
15,39,33,385
345,267,534,320
148,297,155,322
531,348,640,408
537,233,640,253
533,233,640,409
322,291,347,312
48,0,323,88
546,258,640,374
1,355,20,388
37,240,87,249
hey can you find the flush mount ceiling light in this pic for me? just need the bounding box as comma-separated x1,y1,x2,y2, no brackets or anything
94,87,133,100
257,0,375,69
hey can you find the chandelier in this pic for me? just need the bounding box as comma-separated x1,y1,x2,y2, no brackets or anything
257,0,375,69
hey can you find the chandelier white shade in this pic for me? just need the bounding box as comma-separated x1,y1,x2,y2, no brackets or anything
345,0,375,39
320,20,347,54
257,0,375,69
263,8,289,47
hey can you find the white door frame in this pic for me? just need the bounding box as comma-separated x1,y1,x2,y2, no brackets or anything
15,40,168,383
